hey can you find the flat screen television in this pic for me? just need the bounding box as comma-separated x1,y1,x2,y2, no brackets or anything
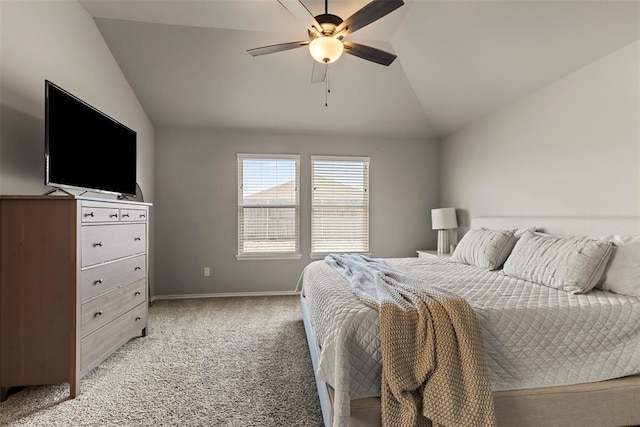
45,80,137,197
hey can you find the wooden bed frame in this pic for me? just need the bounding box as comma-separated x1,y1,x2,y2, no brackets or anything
300,216,640,427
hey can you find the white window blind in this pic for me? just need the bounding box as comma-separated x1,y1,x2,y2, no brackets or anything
311,156,370,255
237,154,300,259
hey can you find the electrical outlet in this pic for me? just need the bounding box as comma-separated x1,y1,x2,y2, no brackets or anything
203,267,211,277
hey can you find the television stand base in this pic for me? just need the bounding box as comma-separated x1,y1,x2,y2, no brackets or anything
43,187,75,196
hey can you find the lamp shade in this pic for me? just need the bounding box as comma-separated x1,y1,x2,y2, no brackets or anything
431,208,457,230
309,36,344,64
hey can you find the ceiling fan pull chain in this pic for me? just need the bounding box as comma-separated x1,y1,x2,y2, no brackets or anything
325,76,328,107
325,62,330,107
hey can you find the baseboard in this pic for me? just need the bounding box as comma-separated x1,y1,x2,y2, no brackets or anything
150,290,300,302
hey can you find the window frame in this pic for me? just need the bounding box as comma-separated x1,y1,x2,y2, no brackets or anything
236,153,301,261
310,155,371,259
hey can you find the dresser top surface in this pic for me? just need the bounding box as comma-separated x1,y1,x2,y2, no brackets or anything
0,195,152,207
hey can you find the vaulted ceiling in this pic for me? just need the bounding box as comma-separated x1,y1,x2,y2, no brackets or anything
80,0,640,139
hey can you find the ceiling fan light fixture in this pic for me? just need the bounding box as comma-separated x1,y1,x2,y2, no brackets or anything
309,36,343,64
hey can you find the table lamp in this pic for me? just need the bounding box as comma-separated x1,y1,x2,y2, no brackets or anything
431,208,458,254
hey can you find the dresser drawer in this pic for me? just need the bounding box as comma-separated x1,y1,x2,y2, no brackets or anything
81,207,120,223
120,209,147,222
81,279,146,337
81,223,146,267
81,303,147,373
81,255,146,302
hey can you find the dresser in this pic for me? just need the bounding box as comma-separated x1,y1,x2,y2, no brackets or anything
0,196,151,401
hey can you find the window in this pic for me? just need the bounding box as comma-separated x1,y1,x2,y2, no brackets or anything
237,154,300,260
311,156,370,257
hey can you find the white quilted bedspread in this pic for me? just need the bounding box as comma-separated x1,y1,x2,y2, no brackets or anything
302,256,640,406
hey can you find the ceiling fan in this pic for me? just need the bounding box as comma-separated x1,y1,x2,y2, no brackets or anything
247,0,405,84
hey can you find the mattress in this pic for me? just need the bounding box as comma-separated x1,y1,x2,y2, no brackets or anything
302,256,640,408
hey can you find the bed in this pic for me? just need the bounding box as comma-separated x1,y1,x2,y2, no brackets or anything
299,216,640,427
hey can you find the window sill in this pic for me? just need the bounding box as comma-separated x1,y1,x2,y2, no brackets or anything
236,253,302,261
309,252,371,260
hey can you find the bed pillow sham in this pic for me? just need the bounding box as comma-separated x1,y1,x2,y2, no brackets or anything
502,231,613,294
597,235,640,297
481,226,536,238
451,229,517,270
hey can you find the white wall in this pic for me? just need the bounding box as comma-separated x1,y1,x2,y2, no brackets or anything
0,0,156,292
441,41,640,228
154,129,440,296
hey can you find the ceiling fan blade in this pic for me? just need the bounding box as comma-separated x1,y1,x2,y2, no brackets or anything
311,61,327,83
277,0,324,35
343,41,397,66
334,0,404,38
247,40,310,56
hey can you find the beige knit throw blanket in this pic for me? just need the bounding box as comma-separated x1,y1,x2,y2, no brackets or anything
325,254,496,427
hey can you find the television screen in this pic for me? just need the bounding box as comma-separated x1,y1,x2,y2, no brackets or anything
45,80,137,197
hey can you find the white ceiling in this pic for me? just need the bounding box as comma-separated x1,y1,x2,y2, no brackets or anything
80,0,640,139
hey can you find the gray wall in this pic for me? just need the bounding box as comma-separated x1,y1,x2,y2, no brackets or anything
0,0,156,292
440,41,640,228
154,129,440,296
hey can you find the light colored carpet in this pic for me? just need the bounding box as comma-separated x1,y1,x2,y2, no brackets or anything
0,296,323,426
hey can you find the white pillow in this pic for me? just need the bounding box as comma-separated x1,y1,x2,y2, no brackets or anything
597,235,640,297
452,229,516,270
481,226,536,238
515,226,537,237
503,231,613,294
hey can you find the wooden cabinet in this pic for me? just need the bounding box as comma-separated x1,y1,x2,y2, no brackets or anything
0,196,151,401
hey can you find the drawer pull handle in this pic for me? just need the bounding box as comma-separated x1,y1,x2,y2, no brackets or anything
85,212,94,217
135,291,141,296
140,214,146,218
134,266,141,271
93,279,103,285
122,213,130,218
135,316,142,322
109,213,118,218
134,237,141,241
94,310,103,318
93,242,103,247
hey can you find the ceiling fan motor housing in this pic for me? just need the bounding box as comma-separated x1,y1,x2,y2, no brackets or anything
308,13,344,37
